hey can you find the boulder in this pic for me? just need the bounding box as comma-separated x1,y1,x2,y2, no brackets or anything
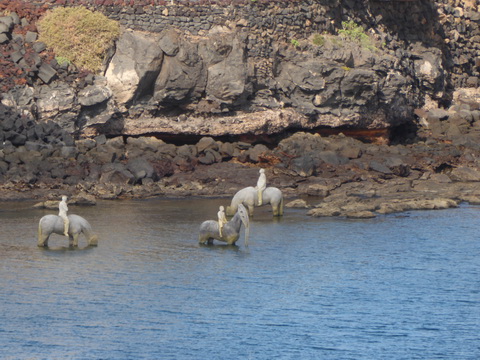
35,84,78,131
346,211,376,219
377,198,458,214
33,200,59,209
198,150,219,165
7,132,27,146
460,196,480,205
177,144,198,158
298,183,330,197
318,151,349,166
307,206,341,217
76,139,97,153
199,28,249,105
88,144,121,164
17,149,42,165
369,161,393,175
125,136,166,158
427,108,450,122
196,137,218,153
25,31,37,43
71,193,97,206
285,199,310,208
449,166,480,182
158,28,180,56
37,63,57,84
411,44,446,96
173,154,197,172
0,160,8,175
340,145,362,159
32,41,46,53
78,85,113,107
341,68,378,107
9,12,19,25
150,158,174,178
276,57,335,114
154,39,206,105
248,144,269,163
0,16,14,31
0,86,37,116
10,51,23,64
341,201,378,213
290,155,315,177
105,29,163,105
99,163,135,184
218,142,234,159
77,83,116,129
126,157,156,182
105,136,125,150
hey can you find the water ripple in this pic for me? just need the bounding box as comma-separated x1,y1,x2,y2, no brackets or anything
0,200,479,359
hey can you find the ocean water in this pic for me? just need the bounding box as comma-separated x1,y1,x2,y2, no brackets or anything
0,198,479,360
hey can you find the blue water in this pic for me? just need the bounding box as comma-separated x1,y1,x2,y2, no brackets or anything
0,199,479,360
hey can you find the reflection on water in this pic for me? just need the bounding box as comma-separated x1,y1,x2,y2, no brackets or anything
1,198,479,359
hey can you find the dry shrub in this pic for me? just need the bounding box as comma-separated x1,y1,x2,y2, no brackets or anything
38,6,120,72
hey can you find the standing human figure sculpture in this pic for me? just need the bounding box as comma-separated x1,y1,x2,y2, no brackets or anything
58,195,69,237
217,205,227,237
256,168,266,206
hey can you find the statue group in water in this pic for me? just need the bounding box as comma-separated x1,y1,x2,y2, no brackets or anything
37,167,283,248
199,168,284,247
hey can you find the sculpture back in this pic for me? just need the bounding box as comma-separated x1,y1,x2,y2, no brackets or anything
38,214,97,247
227,186,283,217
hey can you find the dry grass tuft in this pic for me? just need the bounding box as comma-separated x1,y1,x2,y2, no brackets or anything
38,6,120,72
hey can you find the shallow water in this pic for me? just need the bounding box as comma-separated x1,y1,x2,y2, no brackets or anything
1,198,479,360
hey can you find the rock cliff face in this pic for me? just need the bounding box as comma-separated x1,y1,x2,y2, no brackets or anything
0,22,441,138
2,0,478,141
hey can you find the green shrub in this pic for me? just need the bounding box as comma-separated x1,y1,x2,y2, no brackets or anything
55,56,71,67
312,34,325,47
338,20,375,50
338,21,367,41
290,39,300,48
38,6,120,72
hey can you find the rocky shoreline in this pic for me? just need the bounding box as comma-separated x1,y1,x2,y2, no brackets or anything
3,97,480,219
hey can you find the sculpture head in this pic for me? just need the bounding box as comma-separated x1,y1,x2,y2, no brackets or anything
219,206,224,211
237,204,250,247
61,195,68,202
226,205,234,217
259,169,265,174
89,235,99,246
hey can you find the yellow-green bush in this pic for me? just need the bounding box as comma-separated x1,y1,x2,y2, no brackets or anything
38,6,120,72
312,34,325,47
338,20,375,50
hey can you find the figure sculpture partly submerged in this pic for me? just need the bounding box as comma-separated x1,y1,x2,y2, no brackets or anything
58,195,69,236
226,186,284,217
217,205,228,237
38,214,98,247
199,204,250,246
256,169,266,206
